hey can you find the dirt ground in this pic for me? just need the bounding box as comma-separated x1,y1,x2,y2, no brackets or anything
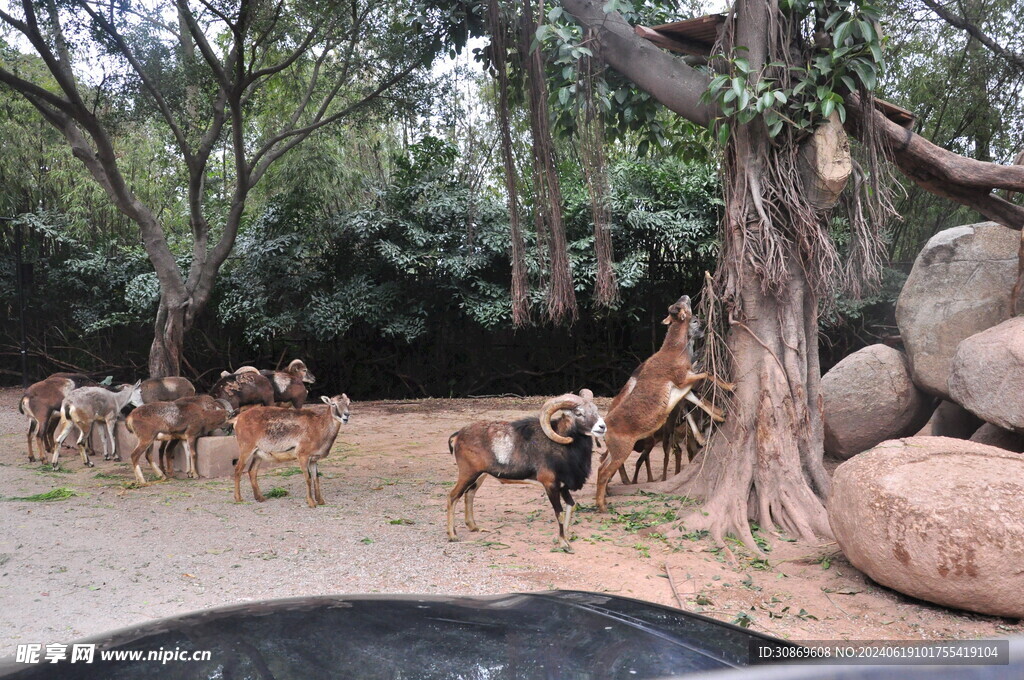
1,386,1021,654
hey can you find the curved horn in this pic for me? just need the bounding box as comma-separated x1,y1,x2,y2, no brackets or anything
540,394,583,445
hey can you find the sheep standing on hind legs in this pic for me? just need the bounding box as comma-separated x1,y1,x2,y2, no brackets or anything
595,295,733,512
233,395,350,508
446,389,606,552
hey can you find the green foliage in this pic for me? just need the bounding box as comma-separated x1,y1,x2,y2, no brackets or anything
215,134,720,351
536,2,712,158
702,0,886,141
6,487,78,502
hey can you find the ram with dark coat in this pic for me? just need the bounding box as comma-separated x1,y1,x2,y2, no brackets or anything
446,389,605,552
209,371,275,411
260,359,316,409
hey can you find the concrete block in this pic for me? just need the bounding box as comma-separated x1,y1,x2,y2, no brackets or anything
84,422,287,478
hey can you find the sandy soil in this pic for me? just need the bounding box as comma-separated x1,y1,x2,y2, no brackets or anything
1,387,1020,653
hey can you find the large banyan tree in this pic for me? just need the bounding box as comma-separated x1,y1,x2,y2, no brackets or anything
528,0,1024,550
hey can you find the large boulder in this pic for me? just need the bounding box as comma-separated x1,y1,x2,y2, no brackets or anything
948,317,1024,432
829,437,1024,618
895,222,1018,398
928,400,984,440
822,345,934,459
970,423,1024,453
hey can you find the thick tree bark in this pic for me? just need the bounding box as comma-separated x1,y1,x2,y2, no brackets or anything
149,294,188,378
642,254,833,552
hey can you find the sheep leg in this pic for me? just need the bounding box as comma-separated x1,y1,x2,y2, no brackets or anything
44,412,60,455
446,472,483,541
631,439,656,484
183,438,198,479
464,476,486,532
147,440,166,481
129,437,156,486
595,432,635,512
687,371,735,392
233,447,250,502
312,460,325,505
26,418,38,463
105,419,119,461
599,449,631,484
684,391,725,422
685,410,707,445
540,474,570,552
558,487,576,543
661,441,671,481
51,415,74,470
158,441,173,479
248,453,266,503
77,423,94,468
299,455,318,508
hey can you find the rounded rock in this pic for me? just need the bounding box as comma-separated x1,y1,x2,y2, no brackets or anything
829,436,1024,618
895,222,1018,398
948,317,1024,433
822,345,933,460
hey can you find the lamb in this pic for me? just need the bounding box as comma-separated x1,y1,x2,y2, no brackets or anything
51,382,144,469
125,395,234,485
209,370,275,411
260,359,316,409
139,377,196,403
233,395,351,508
446,389,605,552
19,373,96,462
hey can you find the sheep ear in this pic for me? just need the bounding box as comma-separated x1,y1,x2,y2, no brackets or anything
661,315,672,325
321,395,331,405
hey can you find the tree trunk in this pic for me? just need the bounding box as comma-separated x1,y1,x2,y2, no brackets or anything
148,294,187,378
645,253,833,553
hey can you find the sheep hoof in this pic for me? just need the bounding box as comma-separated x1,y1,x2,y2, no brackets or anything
447,535,459,543
113,455,122,462
255,496,266,503
51,464,60,471
86,461,94,468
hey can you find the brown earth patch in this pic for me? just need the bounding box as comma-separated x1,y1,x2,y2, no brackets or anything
0,387,1020,651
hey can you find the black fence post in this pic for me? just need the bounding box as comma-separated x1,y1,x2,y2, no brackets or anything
2,216,29,388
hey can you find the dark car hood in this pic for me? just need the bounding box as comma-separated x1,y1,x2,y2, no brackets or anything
0,590,793,679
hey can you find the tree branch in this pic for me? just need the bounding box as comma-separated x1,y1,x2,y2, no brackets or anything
248,59,419,184
847,94,1024,229
559,0,717,127
920,0,1024,70
75,1,194,166
175,0,229,84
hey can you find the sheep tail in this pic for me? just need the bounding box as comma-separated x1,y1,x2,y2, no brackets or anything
447,431,459,456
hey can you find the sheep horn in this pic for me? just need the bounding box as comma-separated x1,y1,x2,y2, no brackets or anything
579,388,594,400
540,394,583,445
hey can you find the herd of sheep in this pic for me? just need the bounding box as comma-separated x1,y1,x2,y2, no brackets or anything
15,295,731,550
